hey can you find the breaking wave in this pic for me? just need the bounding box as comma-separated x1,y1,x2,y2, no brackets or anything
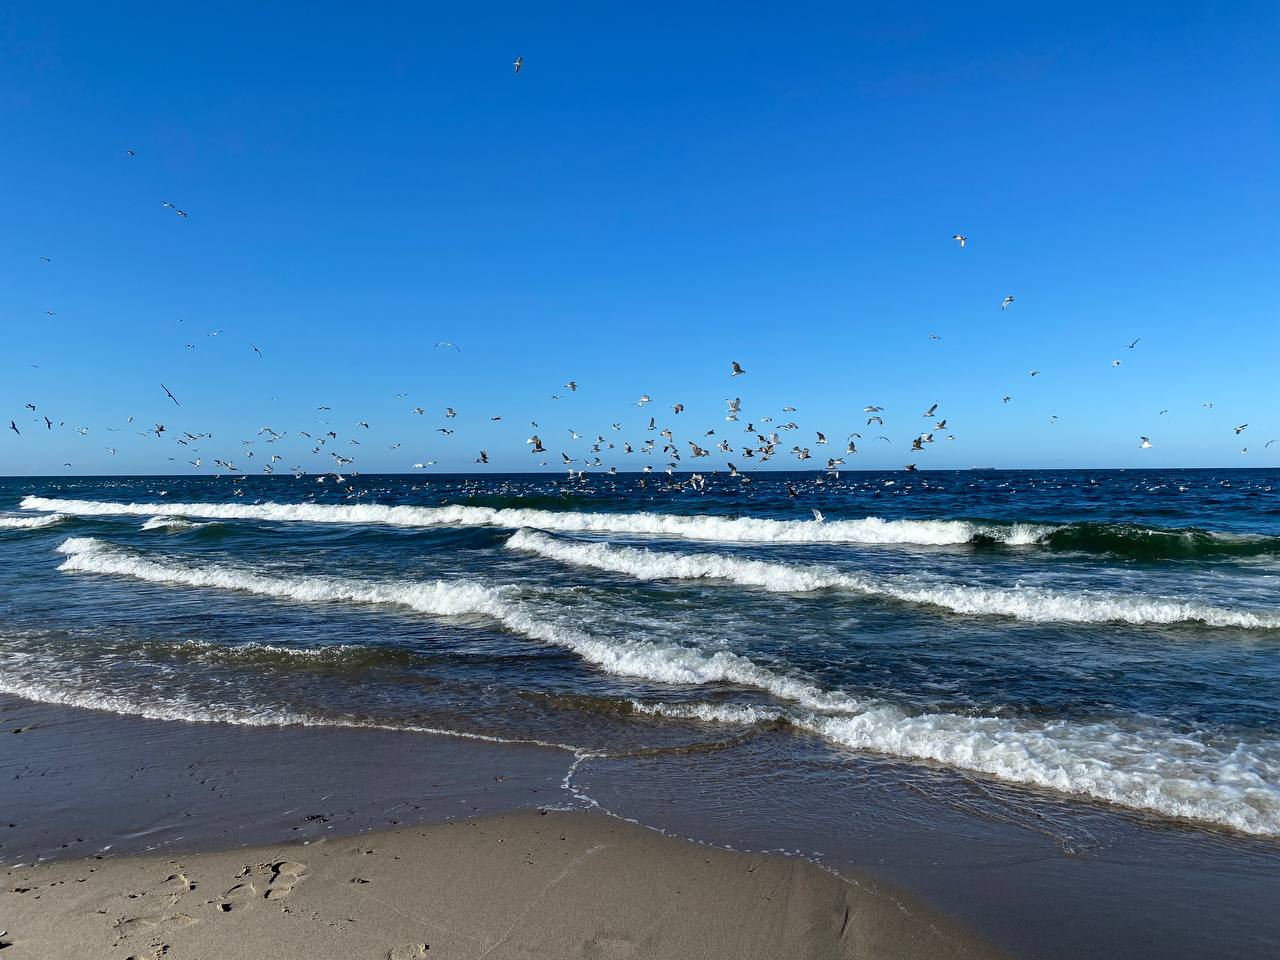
0,512,69,531
45,536,1280,834
506,530,1280,629
24,496,1280,560
22,495,1045,546
629,700,1280,837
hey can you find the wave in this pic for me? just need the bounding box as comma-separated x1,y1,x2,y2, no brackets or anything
630,700,1280,837
0,512,69,531
506,530,1280,629
0,669,576,752
22,495,1046,546
140,516,220,532
24,496,1280,560
1035,523,1280,561
53,537,857,709
48,536,1280,834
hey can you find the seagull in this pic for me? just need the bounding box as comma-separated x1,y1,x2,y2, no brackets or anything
513,56,524,74
39,256,50,262
434,341,461,351
812,508,825,522
1001,296,1015,310
928,333,942,341
1234,424,1248,434
1028,370,1039,377
252,344,263,359
8,420,18,435
637,394,651,406
475,450,489,464
922,403,938,418
672,403,684,414
565,380,577,392
1125,338,1141,349
161,384,180,406
904,463,917,472
731,360,746,376
126,149,136,157
952,234,967,247
1112,360,1122,367
445,407,457,418
1139,437,1153,449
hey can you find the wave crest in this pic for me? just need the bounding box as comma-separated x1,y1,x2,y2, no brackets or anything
506,530,1280,629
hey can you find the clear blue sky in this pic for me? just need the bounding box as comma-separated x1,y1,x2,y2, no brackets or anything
2,2,1277,475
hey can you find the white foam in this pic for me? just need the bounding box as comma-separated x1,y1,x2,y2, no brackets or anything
49,536,1280,834
507,530,1280,629
54,537,857,711
0,512,68,530
22,495,1047,546
632,700,1280,836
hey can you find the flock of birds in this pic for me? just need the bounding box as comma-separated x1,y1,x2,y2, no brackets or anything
6,57,1274,489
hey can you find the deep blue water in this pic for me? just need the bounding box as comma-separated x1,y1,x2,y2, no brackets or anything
2,469,1278,837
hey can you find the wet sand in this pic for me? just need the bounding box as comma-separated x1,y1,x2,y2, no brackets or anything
1,809,998,960
4,695,1278,958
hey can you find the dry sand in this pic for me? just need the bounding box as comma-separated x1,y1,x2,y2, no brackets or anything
1,809,1000,960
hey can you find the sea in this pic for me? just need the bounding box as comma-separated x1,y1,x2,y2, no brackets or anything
3,469,1279,957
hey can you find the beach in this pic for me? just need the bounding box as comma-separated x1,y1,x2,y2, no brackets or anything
1,695,1001,960
4,809,999,960
4,690,1279,959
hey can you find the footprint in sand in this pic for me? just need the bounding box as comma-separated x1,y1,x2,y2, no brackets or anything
387,944,429,960
215,881,256,912
264,860,307,900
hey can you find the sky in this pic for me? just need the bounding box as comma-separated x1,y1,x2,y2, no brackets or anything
1,1,1277,475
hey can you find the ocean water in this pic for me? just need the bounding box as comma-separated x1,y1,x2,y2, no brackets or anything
3,469,1280,841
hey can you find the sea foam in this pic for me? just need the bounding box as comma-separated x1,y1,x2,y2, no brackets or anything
50,535,1280,834
23,495,1046,546
506,529,1280,629
0,512,68,530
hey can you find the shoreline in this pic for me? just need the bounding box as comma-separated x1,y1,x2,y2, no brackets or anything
4,694,1279,959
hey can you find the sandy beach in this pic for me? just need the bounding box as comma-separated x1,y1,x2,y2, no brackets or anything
2,809,1000,960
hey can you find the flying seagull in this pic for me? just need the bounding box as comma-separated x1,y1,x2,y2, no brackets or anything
251,344,263,359
8,420,18,435
161,384,180,406
434,341,461,351
952,234,967,247
513,56,524,74
731,360,746,376
1001,296,1015,310
1139,436,1153,449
